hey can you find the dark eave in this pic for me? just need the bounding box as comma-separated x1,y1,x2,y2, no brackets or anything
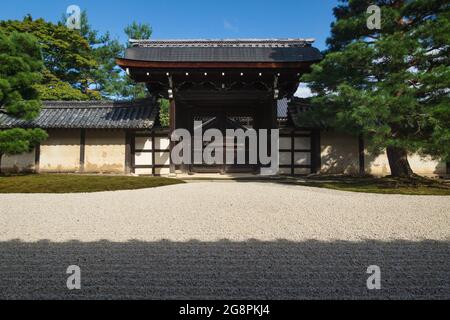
123,46,321,64
116,58,316,70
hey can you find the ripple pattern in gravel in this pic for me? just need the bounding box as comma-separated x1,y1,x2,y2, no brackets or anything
0,182,449,299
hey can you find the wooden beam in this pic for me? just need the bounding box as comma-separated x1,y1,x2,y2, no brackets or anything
311,129,321,174
79,129,86,173
116,58,314,70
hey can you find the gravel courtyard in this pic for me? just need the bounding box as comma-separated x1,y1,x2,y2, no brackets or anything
0,182,449,299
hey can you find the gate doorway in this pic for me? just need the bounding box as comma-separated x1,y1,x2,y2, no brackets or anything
190,111,257,174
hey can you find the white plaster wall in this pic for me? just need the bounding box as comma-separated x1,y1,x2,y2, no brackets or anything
294,137,311,150
135,152,153,166
155,152,170,166
320,132,359,175
84,130,125,173
1,151,35,173
367,152,446,177
155,137,170,150
134,168,171,175
135,137,152,150
279,137,291,150
279,137,311,150
134,168,153,175
39,130,81,173
279,152,291,165
155,168,171,175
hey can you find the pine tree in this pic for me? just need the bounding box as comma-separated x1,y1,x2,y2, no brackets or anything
301,0,449,177
58,12,153,100
119,21,153,100
0,30,48,172
0,16,99,101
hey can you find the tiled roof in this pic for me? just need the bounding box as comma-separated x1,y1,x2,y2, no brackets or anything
277,98,289,119
0,98,314,130
0,99,158,130
125,39,322,63
130,39,316,48
288,97,325,128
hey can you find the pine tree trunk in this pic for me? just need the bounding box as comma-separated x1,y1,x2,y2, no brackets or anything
0,153,3,175
386,147,414,177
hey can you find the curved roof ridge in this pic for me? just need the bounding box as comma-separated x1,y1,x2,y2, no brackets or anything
41,98,155,109
130,38,316,48
130,38,315,42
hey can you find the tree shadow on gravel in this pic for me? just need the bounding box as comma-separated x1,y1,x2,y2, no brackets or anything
0,239,448,300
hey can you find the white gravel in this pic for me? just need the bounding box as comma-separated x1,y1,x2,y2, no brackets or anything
0,182,449,299
0,182,449,242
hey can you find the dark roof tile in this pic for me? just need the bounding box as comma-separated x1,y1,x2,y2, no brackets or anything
0,99,158,130
125,39,322,63
277,98,289,119
130,39,316,48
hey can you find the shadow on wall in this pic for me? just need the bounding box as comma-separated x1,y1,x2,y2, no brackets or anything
321,146,360,175
0,239,448,300
320,132,360,175
365,152,389,176
365,152,448,177
0,150,36,174
320,131,447,177
434,162,448,176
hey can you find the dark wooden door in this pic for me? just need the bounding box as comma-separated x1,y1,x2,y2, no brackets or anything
190,111,256,174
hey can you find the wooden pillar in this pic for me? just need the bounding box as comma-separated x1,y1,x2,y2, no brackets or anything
256,100,277,129
151,132,156,176
311,129,321,174
125,131,132,174
447,162,450,175
291,130,295,176
270,100,278,129
262,100,278,173
190,133,194,175
188,109,194,175
177,103,189,174
358,135,366,176
34,144,41,173
169,99,176,175
79,129,86,173
218,112,227,174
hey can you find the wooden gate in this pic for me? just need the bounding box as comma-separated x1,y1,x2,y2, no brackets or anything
129,129,319,176
191,114,256,174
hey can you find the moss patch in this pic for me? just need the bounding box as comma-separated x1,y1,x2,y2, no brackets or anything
294,175,450,196
0,174,184,194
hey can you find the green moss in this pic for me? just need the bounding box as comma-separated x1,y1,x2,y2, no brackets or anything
0,174,184,193
295,176,450,196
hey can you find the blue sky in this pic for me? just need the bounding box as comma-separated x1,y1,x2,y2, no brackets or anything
0,0,338,50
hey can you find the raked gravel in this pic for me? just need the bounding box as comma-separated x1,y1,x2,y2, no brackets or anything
0,182,449,299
